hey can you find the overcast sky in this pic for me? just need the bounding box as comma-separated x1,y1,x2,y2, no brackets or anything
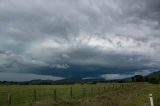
0,0,160,81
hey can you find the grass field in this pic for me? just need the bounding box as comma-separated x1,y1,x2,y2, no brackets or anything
0,83,160,106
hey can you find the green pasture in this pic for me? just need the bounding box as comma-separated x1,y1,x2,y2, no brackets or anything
0,83,132,106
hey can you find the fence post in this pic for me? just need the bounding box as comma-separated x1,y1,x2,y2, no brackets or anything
34,89,36,102
149,94,154,106
8,94,12,106
54,89,57,101
70,87,73,98
83,87,85,98
103,86,106,92
122,84,124,88
112,84,115,89
98,87,100,94
120,84,122,88
91,86,93,96
114,84,117,90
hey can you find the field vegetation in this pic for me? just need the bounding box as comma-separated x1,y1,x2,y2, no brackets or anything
0,83,160,106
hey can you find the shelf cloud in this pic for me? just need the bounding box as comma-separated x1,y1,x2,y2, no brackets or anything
0,0,160,80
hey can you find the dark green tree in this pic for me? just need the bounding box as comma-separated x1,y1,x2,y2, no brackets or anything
148,77,159,84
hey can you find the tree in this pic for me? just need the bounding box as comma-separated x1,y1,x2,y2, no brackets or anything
148,77,159,84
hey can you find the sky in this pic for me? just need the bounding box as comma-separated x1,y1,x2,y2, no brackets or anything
0,0,160,81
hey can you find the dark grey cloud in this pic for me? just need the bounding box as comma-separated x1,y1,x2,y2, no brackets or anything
0,0,160,80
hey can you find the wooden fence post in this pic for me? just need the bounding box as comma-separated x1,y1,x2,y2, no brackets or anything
70,87,73,98
83,87,85,98
103,86,106,92
112,84,115,89
91,86,93,96
54,89,57,101
120,84,122,88
8,94,11,106
34,89,36,102
122,84,124,88
149,94,154,106
98,87,100,94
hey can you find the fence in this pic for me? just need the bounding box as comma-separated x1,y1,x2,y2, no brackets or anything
0,83,134,106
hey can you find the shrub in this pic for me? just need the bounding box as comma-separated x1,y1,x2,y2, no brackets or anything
148,77,159,84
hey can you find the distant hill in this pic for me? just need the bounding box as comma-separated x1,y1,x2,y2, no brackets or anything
1,70,160,85
146,70,160,78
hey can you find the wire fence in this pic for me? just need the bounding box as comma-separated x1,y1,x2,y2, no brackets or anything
0,83,135,106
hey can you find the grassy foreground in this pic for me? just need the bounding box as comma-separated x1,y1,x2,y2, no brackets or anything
0,83,160,106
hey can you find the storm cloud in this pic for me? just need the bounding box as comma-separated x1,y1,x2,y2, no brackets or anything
0,0,160,80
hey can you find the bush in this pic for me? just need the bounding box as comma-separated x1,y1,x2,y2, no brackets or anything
148,77,159,84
